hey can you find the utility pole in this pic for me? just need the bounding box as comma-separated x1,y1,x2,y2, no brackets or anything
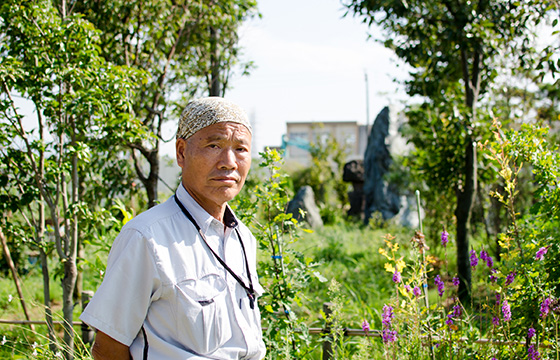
364,71,370,131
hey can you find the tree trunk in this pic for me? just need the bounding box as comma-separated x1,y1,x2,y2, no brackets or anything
38,195,57,351
455,140,477,304
145,149,159,209
209,26,221,97
73,241,85,303
131,146,160,209
0,228,34,331
456,45,481,305
40,248,57,352
62,128,80,360
62,258,78,360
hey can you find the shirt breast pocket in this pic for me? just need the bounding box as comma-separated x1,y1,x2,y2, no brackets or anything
174,273,232,355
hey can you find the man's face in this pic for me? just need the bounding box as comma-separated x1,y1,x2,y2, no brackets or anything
176,122,251,217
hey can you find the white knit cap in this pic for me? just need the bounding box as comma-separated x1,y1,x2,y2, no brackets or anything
176,97,252,140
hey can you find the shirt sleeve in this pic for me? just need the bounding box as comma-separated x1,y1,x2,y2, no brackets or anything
80,227,162,346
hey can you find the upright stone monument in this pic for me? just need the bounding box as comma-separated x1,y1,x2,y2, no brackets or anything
363,107,400,221
363,106,420,227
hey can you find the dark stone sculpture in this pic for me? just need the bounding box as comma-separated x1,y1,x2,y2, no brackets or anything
363,107,402,223
343,160,365,217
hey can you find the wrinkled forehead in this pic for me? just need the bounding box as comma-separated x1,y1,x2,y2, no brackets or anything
177,97,252,140
191,122,252,144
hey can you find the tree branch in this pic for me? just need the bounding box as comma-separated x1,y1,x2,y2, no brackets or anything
130,148,148,183
1,81,66,259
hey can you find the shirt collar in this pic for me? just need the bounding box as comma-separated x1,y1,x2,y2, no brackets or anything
175,184,238,233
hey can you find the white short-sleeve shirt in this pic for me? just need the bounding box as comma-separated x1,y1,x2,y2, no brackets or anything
80,185,266,359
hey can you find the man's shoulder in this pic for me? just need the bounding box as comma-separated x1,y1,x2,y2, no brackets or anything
123,196,179,233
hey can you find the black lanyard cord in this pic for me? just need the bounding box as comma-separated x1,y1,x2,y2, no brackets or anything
174,195,256,309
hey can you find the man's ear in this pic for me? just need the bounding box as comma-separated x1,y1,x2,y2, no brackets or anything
176,138,186,169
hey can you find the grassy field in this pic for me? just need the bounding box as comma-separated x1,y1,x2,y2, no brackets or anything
0,244,107,358
0,219,486,359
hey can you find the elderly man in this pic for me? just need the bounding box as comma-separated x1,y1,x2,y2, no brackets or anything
80,97,266,359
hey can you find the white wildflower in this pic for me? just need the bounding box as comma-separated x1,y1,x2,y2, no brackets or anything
8,295,12,303
1,335,7,345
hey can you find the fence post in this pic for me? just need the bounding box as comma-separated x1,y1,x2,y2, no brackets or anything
81,291,95,346
322,302,334,360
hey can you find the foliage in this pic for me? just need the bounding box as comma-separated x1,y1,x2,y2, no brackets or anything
0,0,143,356
344,0,558,303
234,148,325,359
344,0,553,102
3,120,559,359
73,0,259,207
400,96,471,239
484,122,560,335
239,122,560,360
337,122,560,360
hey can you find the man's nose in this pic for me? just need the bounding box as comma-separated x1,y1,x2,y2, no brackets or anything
218,148,238,170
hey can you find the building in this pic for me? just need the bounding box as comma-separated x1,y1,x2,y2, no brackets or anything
283,120,369,166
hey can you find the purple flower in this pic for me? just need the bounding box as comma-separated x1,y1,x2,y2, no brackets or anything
502,300,511,321
528,344,541,360
382,305,397,343
492,317,500,326
382,329,397,343
434,275,445,297
362,319,370,333
495,293,501,305
392,270,402,284
445,314,454,327
480,250,488,262
441,230,449,247
452,304,462,317
535,247,548,261
382,305,394,326
452,276,460,286
413,286,421,297
470,249,478,267
404,284,411,292
505,271,516,286
528,327,536,339
486,255,494,268
540,298,552,318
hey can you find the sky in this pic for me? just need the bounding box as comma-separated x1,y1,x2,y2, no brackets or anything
227,0,411,154
160,0,410,156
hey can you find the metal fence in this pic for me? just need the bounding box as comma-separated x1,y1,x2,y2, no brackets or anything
0,297,551,360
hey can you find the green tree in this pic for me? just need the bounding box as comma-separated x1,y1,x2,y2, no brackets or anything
344,0,554,303
74,0,258,208
0,0,143,357
290,127,349,224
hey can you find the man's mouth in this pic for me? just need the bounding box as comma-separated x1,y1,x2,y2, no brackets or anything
213,176,238,183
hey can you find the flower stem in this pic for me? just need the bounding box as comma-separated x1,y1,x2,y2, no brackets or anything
554,315,560,360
